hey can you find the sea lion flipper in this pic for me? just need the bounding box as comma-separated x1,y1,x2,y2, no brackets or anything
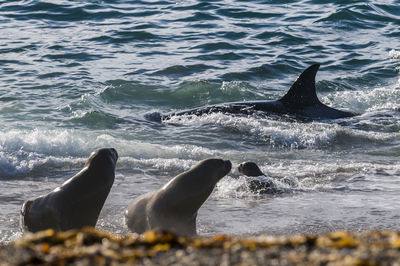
20,199,33,232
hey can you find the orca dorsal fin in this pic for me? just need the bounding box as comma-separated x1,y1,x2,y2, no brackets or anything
279,64,321,108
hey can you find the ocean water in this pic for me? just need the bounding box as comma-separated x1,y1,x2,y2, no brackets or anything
0,0,400,242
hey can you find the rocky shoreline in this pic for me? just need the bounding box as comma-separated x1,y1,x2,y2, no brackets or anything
2,228,400,265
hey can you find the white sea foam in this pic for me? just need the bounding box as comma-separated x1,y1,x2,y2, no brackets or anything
117,157,197,173
1,116,398,178
167,111,400,150
214,159,400,199
0,128,229,177
0,153,24,177
0,129,90,156
217,175,292,196
220,81,263,97
167,112,340,148
0,150,85,178
321,83,400,113
389,49,400,59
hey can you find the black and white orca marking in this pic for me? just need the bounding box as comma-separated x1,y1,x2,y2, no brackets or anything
148,64,356,121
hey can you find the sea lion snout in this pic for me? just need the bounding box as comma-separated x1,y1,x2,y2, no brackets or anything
90,148,119,166
223,160,232,172
216,159,231,180
99,148,118,162
108,148,119,163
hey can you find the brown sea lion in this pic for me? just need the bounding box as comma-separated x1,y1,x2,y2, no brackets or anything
238,161,277,193
238,161,265,177
20,148,118,232
125,158,232,236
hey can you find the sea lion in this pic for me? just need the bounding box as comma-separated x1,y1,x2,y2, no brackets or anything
20,148,118,232
238,161,265,177
238,161,277,193
125,158,232,236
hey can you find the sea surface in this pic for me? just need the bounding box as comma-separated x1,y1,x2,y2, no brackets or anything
0,0,400,242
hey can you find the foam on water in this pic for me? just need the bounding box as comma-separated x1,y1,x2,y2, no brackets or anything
165,110,400,150
390,49,400,59
212,158,400,200
0,127,233,178
0,152,83,178
215,175,295,199
323,85,400,113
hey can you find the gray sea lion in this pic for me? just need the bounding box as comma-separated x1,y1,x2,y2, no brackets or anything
147,64,356,122
238,161,277,193
125,158,232,236
238,161,265,177
20,148,118,232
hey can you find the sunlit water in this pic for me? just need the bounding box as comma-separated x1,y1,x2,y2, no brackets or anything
0,0,400,242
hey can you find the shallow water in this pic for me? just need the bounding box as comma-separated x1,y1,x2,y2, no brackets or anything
0,0,399,242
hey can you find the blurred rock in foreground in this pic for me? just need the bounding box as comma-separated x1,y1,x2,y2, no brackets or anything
2,227,400,265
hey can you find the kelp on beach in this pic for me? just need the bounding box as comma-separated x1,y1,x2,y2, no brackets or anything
2,228,400,265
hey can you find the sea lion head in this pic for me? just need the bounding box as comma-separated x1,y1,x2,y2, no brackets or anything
238,161,264,177
193,158,232,182
160,158,232,201
84,148,118,170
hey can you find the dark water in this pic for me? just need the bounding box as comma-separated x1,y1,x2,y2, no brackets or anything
0,0,399,242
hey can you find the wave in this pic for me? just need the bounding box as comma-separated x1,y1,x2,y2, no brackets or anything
150,64,214,77
316,3,397,29
100,79,265,109
321,83,400,114
0,128,225,178
88,30,160,44
0,1,130,22
164,109,398,149
102,66,399,112
68,110,126,129
215,159,400,199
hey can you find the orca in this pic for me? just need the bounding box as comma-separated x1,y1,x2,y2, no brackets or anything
148,64,356,121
